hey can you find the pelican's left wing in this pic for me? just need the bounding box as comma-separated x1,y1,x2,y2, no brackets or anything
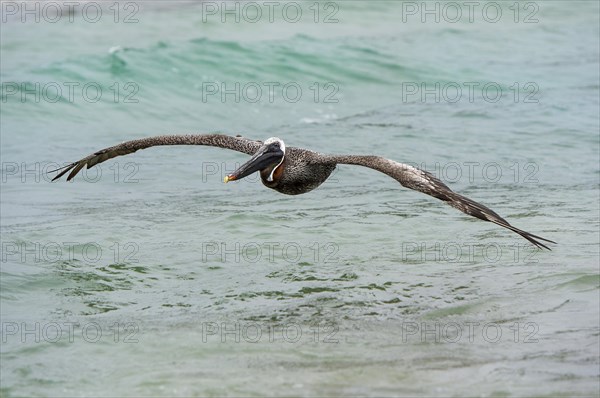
323,154,556,250
51,134,262,181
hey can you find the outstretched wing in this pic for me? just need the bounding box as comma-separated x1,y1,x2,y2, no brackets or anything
324,154,555,250
51,134,262,181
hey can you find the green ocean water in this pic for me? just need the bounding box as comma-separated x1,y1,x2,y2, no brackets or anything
1,1,599,396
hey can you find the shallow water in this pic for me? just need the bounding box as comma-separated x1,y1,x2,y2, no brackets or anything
1,1,599,396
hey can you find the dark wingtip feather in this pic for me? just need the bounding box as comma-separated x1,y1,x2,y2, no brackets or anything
66,162,86,181
50,163,77,181
445,192,556,251
506,225,556,251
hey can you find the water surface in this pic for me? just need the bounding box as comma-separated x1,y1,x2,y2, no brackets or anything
1,1,599,396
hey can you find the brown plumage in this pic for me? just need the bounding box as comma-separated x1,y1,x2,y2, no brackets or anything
52,133,556,250
51,134,262,181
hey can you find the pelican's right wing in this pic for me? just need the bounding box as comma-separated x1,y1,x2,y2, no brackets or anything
323,154,556,250
51,134,262,181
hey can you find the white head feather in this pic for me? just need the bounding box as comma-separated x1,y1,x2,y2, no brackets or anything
264,137,285,182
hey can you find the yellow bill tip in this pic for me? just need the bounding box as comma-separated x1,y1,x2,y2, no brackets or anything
224,175,233,183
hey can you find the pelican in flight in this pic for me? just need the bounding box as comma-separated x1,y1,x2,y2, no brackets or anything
52,134,555,250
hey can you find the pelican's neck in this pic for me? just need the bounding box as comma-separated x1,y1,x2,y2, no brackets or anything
267,155,285,182
261,157,285,185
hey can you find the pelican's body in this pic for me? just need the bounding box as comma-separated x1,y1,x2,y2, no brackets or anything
258,148,336,195
52,134,556,250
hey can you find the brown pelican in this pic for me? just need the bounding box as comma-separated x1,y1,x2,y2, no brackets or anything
52,134,556,250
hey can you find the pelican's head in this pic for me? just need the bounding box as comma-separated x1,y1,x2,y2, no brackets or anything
224,137,286,183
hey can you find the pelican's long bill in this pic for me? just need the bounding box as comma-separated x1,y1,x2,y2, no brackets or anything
224,141,284,183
